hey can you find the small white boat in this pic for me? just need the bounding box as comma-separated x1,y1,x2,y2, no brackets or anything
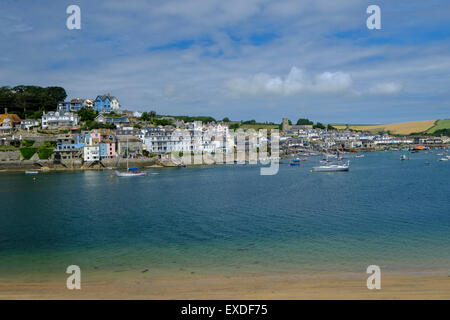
439,158,449,161
115,169,147,176
355,154,364,158
25,171,39,175
313,161,350,172
314,132,350,172
115,138,147,177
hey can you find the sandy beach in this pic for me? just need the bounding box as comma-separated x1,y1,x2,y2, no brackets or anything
1,272,449,300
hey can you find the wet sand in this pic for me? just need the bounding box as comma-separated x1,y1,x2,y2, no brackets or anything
1,272,449,299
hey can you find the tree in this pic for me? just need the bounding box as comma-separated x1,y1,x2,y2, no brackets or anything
327,124,336,130
229,123,240,130
0,85,67,116
140,112,151,121
314,122,326,129
77,108,98,122
296,118,313,125
153,118,172,126
222,117,230,122
46,86,67,102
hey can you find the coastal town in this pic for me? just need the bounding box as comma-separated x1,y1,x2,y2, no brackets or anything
0,93,449,171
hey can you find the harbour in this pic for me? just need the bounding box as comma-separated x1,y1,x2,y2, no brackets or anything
1,150,449,298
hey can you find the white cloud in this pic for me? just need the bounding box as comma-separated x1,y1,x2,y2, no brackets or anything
225,67,353,96
368,82,403,95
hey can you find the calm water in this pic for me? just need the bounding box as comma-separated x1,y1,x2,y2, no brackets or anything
1,150,449,281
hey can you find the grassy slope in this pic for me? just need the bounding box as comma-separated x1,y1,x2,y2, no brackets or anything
426,119,450,133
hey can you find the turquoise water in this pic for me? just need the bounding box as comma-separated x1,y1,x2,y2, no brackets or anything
0,150,449,281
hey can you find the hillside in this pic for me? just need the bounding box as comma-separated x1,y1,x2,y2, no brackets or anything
426,119,450,134
334,120,437,135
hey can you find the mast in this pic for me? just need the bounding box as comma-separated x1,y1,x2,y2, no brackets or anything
325,124,328,162
126,137,129,171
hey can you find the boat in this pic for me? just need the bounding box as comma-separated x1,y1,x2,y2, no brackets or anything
313,130,350,172
290,158,301,166
439,158,449,162
400,149,409,160
355,154,364,158
115,138,147,177
25,171,39,175
313,161,350,172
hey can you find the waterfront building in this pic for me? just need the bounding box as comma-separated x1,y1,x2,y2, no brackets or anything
93,94,120,113
142,122,230,155
54,134,85,160
143,126,173,154
41,110,79,129
118,136,143,157
83,134,100,162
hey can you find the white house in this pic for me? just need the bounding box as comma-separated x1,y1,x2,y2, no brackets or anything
83,135,100,162
41,111,79,129
21,119,40,130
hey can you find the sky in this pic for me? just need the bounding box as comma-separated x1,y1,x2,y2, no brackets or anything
0,0,449,124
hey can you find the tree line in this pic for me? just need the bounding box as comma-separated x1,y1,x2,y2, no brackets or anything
0,85,67,118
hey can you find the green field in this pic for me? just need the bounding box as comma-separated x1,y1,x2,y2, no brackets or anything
426,119,450,134
229,122,279,130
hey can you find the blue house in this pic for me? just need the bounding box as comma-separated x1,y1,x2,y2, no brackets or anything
93,94,120,113
58,98,90,112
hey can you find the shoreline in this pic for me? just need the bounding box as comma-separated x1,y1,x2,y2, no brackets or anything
1,271,449,299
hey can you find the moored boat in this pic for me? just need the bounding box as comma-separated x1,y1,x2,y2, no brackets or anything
313,160,350,172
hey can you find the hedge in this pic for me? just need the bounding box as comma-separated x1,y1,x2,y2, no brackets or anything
21,139,35,147
19,147,38,160
37,148,54,160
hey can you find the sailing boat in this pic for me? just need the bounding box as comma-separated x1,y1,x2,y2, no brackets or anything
313,128,349,172
400,149,409,161
115,138,147,177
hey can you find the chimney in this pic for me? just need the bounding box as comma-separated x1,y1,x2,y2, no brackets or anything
4,108,7,115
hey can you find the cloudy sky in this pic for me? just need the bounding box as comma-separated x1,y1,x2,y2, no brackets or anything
1,0,449,123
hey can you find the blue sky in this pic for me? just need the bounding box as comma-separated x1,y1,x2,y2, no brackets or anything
0,0,449,123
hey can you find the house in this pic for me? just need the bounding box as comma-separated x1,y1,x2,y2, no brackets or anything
118,136,143,157
83,133,101,162
99,139,116,159
0,118,13,136
143,126,173,154
54,134,85,160
20,119,41,130
42,111,79,129
120,110,135,117
0,109,22,135
95,114,129,126
116,128,141,139
93,94,120,113
58,98,93,112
